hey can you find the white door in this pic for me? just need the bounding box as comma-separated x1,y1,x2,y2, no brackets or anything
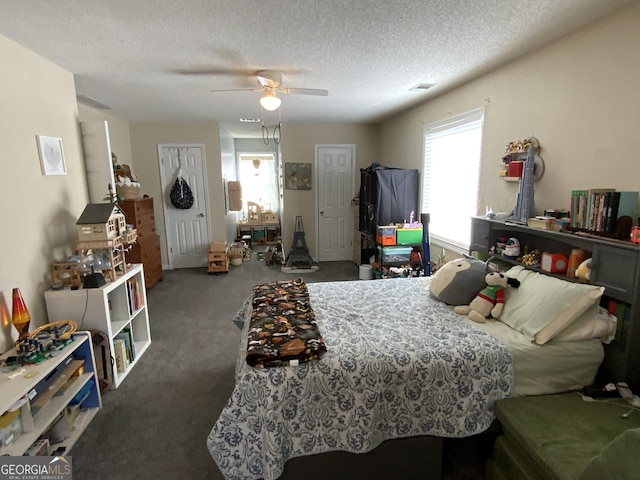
158,144,210,269
315,145,355,262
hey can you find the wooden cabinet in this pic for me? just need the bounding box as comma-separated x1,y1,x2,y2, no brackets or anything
470,216,640,384
0,333,101,455
45,264,151,389
119,197,163,289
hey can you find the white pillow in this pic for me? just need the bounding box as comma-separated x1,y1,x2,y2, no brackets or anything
499,266,604,343
552,306,617,344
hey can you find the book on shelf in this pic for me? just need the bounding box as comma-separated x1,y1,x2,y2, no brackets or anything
607,298,630,348
115,327,136,363
570,189,638,235
126,277,143,315
113,338,129,373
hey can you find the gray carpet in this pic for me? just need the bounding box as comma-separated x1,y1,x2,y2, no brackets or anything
70,252,492,479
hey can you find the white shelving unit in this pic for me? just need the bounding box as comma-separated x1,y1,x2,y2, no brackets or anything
44,264,151,389
0,332,102,456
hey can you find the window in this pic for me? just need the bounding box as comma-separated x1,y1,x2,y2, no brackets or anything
238,153,279,216
422,108,484,252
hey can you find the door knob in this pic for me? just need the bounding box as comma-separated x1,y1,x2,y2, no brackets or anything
197,213,205,217
320,210,325,215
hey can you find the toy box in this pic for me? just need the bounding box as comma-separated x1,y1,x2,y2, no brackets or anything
396,227,422,244
376,226,396,245
378,245,412,263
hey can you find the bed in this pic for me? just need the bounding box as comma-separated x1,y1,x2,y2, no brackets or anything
208,268,608,480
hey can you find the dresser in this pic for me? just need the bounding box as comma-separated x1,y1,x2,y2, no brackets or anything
119,197,163,288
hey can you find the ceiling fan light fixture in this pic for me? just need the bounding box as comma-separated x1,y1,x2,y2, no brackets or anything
260,93,281,111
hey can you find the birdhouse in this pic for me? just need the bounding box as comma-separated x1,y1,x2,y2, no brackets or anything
76,203,126,242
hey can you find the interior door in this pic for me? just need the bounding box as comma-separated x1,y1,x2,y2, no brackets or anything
315,145,355,262
158,144,210,269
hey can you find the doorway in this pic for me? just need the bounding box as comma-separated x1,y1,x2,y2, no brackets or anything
158,144,210,269
315,145,355,262
237,152,279,217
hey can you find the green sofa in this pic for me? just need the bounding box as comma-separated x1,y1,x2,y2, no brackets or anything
487,392,640,480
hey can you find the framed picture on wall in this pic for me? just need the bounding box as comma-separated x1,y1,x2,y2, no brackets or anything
36,135,67,175
285,162,312,190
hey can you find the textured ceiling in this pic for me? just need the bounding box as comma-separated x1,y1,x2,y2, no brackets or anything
0,0,635,137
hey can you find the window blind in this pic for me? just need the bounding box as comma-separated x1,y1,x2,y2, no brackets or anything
422,108,484,251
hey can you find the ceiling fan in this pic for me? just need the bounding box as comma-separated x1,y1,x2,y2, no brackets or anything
210,70,328,111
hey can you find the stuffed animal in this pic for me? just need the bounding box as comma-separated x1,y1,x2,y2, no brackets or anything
454,272,520,323
575,258,592,281
429,257,494,306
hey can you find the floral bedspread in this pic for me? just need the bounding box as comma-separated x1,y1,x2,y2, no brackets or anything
208,278,513,480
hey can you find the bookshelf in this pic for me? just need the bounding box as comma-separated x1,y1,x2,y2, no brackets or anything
470,217,640,385
44,264,151,389
569,189,638,237
0,333,101,456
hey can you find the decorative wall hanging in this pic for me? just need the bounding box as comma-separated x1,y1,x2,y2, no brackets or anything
285,162,312,190
36,135,66,175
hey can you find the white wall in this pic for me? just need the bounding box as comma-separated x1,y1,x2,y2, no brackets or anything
220,125,238,243
128,121,224,266
379,3,640,259
0,34,89,353
279,123,380,257
380,3,640,219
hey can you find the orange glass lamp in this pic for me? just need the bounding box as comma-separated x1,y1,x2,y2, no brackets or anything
12,288,31,339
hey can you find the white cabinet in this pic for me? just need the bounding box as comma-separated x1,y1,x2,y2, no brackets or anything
0,332,101,456
81,120,116,203
45,264,151,389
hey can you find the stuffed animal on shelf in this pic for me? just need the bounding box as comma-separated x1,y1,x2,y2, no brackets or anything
575,258,592,281
454,272,520,323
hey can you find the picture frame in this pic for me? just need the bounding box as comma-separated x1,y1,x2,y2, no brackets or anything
36,135,66,175
285,162,312,190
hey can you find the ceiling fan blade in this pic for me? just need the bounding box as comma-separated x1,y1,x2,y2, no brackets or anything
280,87,329,96
210,88,262,93
175,67,257,76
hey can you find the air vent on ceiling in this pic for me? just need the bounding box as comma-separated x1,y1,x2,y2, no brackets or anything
410,83,435,91
239,118,261,123
76,95,112,110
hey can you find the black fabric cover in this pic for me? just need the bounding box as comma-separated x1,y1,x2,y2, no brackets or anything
170,176,194,209
359,164,419,235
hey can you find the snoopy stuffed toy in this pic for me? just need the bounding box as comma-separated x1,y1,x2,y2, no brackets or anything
454,272,520,323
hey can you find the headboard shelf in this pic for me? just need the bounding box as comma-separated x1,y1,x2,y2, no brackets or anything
471,216,640,385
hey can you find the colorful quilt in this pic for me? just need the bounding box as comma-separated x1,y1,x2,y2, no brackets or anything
247,278,326,368
209,278,513,480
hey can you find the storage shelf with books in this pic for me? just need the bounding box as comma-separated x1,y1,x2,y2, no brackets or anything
0,333,101,456
44,264,151,389
569,189,639,239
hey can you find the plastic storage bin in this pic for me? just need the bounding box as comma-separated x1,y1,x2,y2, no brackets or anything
378,245,412,263
376,225,396,245
396,227,422,244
